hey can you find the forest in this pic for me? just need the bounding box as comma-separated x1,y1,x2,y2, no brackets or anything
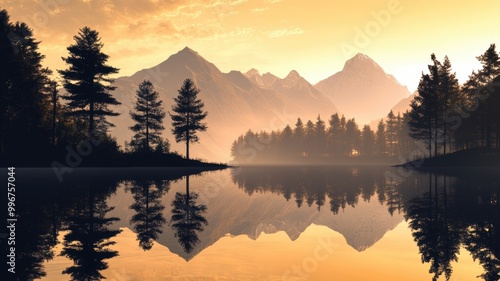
231,44,500,166
0,9,210,167
231,111,416,164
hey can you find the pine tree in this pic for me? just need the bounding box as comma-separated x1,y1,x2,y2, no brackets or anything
293,118,304,157
280,125,293,158
386,110,398,156
304,120,315,157
376,120,386,156
345,118,360,156
475,44,500,148
360,125,376,156
409,71,439,157
170,79,207,160
129,80,165,152
314,115,326,157
439,56,460,154
328,114,342,157
59,27,120,138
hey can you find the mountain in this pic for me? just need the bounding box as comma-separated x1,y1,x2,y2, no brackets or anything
391,91,417,115
315,53,411,125
369,91,417,130
108,170,404,261
108,47,338,162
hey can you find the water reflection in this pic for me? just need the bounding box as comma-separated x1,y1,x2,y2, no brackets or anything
231,166,401,215
7,167,500,280
232,167,500,280
406,174,462,281
127,179,169,250
169,175,208,254
60,184,121,280
404,171,500,281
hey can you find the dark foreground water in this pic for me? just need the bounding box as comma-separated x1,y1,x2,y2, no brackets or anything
3,166,499,281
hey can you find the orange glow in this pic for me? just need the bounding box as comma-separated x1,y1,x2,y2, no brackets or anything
42,223,482,281
5,1,500,92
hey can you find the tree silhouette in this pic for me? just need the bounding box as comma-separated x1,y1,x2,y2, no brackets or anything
327,114,342,157
0,9,53,160
406,173,462,281
128,179,168,250
386,110,398,156
59,27,120,138
293,118,305,157
360,125,376,157
129,80,166,153
170,79,207,160
409,73,436,157
60,187,121,281
170,175,208,253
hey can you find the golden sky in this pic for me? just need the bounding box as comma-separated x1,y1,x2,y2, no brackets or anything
3,0,500,92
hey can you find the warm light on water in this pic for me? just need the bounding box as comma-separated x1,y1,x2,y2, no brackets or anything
42,223,482,281
34,168,489,281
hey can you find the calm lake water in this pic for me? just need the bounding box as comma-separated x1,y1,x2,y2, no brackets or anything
6,166,500,281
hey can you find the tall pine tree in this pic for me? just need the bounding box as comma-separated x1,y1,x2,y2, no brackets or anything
170,79,207,160
59,27,120,138
129,80,165,152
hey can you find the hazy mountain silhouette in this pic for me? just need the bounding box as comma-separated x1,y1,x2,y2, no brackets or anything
315,53,410,124
108,47,338,161
369,91,417,130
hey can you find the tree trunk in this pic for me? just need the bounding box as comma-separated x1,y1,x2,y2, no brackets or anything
0,106,4,154
89,101,94,138
52,86,57,147
186,113,190,160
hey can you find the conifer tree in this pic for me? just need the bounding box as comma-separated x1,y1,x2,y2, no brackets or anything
170,79,207,160
59,27,120,137
129,80,165,152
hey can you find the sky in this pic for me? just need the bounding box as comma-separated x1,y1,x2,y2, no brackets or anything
3,0,500,92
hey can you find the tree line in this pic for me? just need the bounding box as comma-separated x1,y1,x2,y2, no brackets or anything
0,9,207,166
231,111,418,164
231,43,500,164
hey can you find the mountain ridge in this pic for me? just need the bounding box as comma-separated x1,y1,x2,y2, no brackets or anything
315,53,411,125
106,48,410,162
108,47,338,162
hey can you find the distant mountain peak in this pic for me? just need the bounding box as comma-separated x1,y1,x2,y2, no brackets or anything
285,70,301,80
174,46,202,59
246,68,260,77
343,53,383,72
180,46,196,53
314,53,410,124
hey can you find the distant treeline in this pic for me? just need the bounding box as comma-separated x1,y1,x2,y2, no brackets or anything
232,44,500,164
231,111,418,164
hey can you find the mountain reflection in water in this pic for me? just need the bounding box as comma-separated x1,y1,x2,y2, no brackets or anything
6,166,499,280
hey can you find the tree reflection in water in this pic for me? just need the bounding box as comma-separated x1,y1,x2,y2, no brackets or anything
170,175,208,254
127,179,169,250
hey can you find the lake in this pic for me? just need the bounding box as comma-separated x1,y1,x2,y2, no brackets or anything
6,166,499,281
